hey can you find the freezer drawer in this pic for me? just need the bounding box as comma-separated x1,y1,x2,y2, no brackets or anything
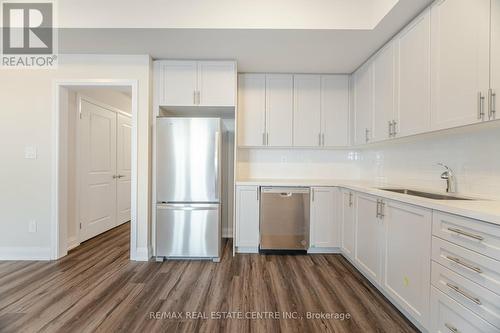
156,204,221,259
260,187,310,251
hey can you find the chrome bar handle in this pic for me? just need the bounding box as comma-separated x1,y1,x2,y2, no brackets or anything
447,227,484,241
379,200,385,218
365,128,370,143
348,192,353,207
321,133,325,146
446,255,482,274
489,89,496,119
478,92,485,119
318,133,322,146
388,121,392,137
446,283,482,305
266,133,269,146
445,323,459,333
193,90,197,105
376,199,380,218
311,188,315,202
262,133,266,146
392,120,397,136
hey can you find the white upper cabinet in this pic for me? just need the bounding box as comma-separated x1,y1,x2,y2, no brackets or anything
491,0,500,121
372,42,396,142
157,60,236,107
266,74,294,147
396,9,431,137
353,62,374,145
430,0,490,129
321,75,350,147
237,74,266,147
158,60,198,106
293,75,322,147
197,61,236,107
310,187,339,248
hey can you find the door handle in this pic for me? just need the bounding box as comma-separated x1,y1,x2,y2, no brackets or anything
447,227,484,241
489,88,496,120
446,255,482,273
318,133,321,146
376,199,380,218
446,283,481,305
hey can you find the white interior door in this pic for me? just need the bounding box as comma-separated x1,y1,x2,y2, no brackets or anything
116,113,132,225
79,99,117,242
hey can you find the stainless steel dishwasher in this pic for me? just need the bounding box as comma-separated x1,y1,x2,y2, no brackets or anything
260,187,310,252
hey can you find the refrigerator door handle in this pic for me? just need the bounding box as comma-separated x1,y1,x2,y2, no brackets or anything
214,131,220,200
157,203,219,210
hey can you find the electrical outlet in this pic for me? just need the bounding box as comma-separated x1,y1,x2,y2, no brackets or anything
28,220,37,233
24,145,38,159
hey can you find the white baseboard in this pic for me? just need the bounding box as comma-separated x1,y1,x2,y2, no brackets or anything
0,247,52,261
236,247,259,254
307,247,341,254
67,237,80,251
222,227,233,238
133,246,151,261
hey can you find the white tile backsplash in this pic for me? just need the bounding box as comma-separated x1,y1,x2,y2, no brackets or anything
237,148,360,180
358,127,500,199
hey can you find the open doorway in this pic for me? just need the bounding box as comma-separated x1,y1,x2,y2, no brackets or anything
54,81,138,260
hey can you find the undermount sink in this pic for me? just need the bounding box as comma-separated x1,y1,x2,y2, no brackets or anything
378,188,475,201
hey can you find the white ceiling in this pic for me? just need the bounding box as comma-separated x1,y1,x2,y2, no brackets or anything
58,0,433,73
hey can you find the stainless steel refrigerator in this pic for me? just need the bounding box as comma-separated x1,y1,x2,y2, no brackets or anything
156,117,222,261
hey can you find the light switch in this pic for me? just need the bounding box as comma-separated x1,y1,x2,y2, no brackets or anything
24,145,37,159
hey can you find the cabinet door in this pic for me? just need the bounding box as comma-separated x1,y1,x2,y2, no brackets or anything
396,9,431,137
293,75,321,147
237,74,266,147
491,0,500,121
341,190,356,259
235,186,260,250
355,193,382,284
198,61,236,107
353,62,373,145
266,74,293,147
430,0,490,129
321,75,350,147
310,187,338,248
383,200,432,329
158,60,198,106
372,42,396,142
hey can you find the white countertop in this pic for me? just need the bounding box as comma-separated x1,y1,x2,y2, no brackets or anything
235,179,500,226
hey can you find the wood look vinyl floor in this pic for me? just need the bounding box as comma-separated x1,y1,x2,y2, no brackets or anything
0,223,419,333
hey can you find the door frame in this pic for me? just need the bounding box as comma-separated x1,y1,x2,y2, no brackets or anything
52,79,138,260
75,94,132,244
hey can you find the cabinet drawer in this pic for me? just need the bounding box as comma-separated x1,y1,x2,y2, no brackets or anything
432,237,500,295
433,211,500,261
432,262,500,329
430,287,499,333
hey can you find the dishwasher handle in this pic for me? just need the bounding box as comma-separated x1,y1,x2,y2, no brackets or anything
279,192,293,197
261,187,310,194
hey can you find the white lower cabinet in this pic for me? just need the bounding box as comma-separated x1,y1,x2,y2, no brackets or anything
355,193,383,284
382,200,432,328
430,287,499,333
310,187,339,249
235,186,260,252
341,189,356,260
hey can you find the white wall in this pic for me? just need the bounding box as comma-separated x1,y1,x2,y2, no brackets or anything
237,149,361,180
358,126,500,199
0,55,151,260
